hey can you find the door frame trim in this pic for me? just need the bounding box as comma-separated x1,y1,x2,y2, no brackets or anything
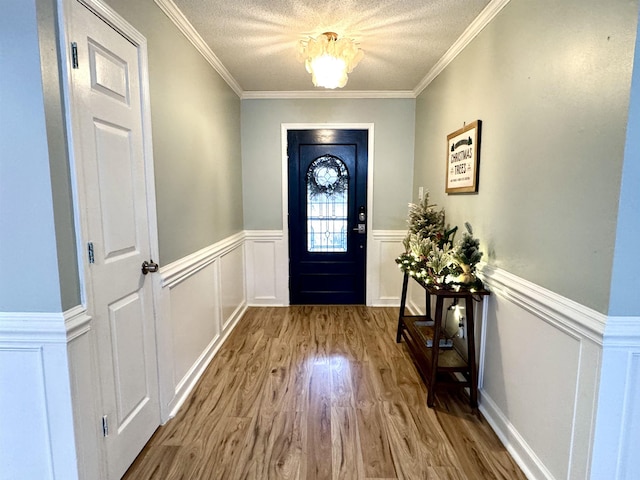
281,123,375,305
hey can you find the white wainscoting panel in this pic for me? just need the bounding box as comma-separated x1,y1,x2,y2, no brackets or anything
591,317,640,480
159,232,247,420
220,243,246,330
477,264,606,480
0,311,81,480
244,229,406,306
369,230,405,306
0,347,54,479
618,352,640,479
168,259,220,390
245,231,288,306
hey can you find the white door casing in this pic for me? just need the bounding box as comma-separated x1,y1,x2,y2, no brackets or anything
66,1,161,478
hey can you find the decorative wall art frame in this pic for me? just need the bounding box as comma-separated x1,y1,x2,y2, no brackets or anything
445,120,482,194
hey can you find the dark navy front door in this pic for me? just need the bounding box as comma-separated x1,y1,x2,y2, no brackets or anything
287,129,368,304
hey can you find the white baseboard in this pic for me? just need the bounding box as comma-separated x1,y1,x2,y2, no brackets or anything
479,392,554,480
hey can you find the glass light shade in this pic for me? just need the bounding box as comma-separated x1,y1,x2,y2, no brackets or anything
299,32,363,89
308,54,348,89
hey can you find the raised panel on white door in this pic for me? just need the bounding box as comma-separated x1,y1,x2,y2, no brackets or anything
108,293,149,431
88,40,130,104
93,120,137,260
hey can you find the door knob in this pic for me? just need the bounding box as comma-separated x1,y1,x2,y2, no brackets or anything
141,260,159,275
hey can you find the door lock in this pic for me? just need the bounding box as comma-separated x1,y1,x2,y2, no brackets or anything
358,206,366,222
141,260,159,275
353,224,366,234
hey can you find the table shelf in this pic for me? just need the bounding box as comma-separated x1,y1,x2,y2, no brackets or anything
396,273,489,408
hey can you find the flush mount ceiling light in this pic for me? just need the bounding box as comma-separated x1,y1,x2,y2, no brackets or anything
298,32,364,89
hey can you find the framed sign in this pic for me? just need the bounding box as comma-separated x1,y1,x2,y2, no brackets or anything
445,120,482,194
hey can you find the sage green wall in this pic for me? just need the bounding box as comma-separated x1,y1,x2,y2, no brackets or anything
0,0,63,312
0,0,82,312
241,98,415,231
105,0,244,265
37,0,81,311
413,0,638,314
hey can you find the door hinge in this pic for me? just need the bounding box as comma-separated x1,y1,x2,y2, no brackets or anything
87,242,95,264
101,415,109,437
71,42,79,69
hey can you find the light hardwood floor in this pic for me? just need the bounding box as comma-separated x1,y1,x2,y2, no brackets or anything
123,306,526,479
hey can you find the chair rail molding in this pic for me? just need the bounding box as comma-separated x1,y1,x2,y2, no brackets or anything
161,231,245,289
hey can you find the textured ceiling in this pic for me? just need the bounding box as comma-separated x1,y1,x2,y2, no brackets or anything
169,0,492,93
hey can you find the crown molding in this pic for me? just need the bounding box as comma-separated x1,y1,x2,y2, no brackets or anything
153,0,243,98
413,0,511,97
241,90,416,100
154,0,510,101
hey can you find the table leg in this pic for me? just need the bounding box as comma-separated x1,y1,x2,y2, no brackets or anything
396,273,409,343
466,296,478,408
427,296,444,408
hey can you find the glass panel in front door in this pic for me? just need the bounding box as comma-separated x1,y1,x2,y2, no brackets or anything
306,155,349,252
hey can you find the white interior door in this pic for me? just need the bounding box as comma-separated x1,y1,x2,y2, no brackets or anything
68,2,160,478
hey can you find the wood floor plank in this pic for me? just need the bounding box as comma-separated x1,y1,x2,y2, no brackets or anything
330,355,356,408
394,354,428,407
424,466,468,479
331,328,365,361
230,412,304,480
367,357,408,404
408,403,465,469
435,392,528,480
331,406,365,480
307,363,333,480
350,361,378,409
122,306,526,480
225,355,270,418
355,404,396,479
180,416,252,480
122,444,180,480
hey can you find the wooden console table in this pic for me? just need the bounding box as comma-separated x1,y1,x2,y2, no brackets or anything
396,272,489,408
